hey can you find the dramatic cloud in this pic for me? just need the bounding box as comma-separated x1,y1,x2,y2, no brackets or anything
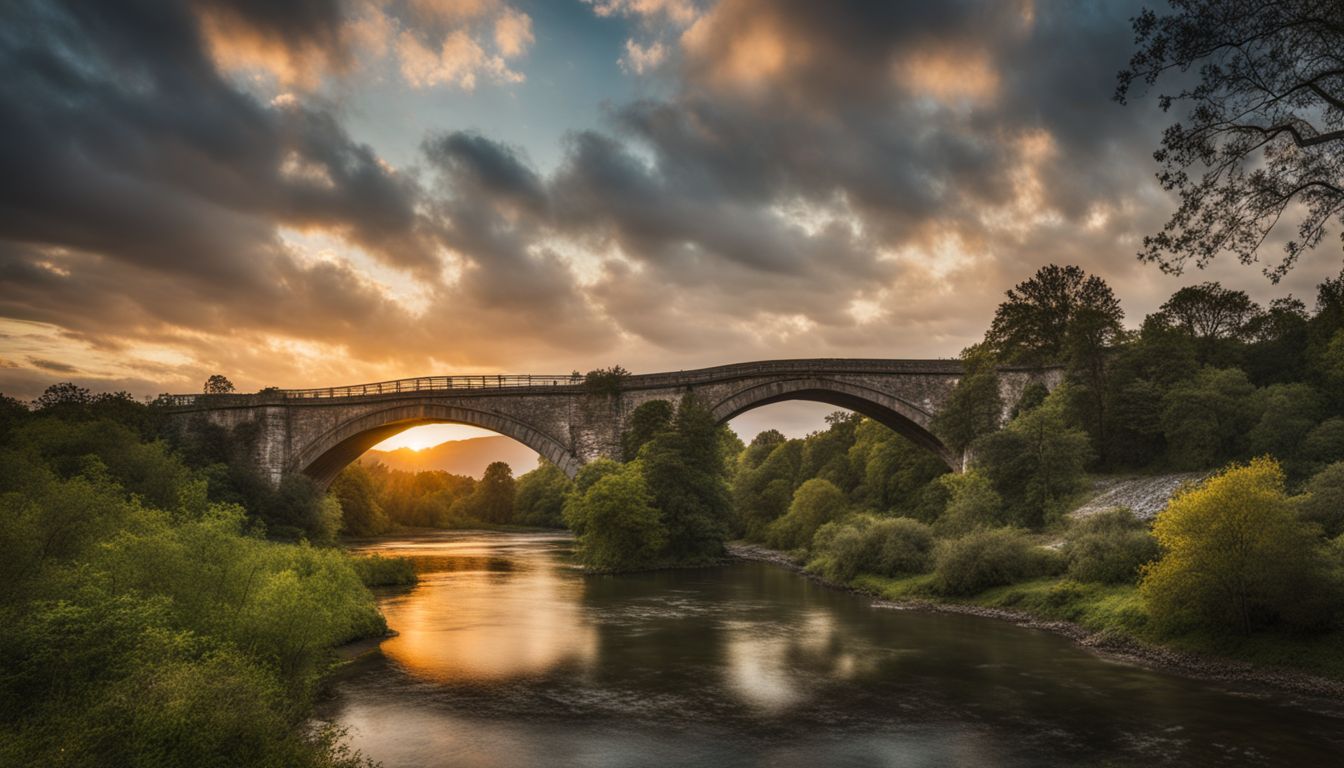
1,0,1339,405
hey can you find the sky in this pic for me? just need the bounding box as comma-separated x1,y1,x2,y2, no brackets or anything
2,0,1342,442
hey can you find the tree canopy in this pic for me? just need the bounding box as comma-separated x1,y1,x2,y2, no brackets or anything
1117,0,1344,280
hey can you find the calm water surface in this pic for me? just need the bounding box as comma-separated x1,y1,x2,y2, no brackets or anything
321,532,1344,767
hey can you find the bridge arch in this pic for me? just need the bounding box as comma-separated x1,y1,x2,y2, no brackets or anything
290,402,579,489
706,377,960,470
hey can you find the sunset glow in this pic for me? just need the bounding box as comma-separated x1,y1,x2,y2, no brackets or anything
371,424,503,452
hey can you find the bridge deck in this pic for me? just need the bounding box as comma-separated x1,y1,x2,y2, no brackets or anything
157,357,1047,409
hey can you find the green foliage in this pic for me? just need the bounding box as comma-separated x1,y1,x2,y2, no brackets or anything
1303,418,1344,477
732,433,804,539
1246,383,1324,480
330,462,390,538
765,478,847,551
1160,366,1258,469
1062,509,1159,584
351,554,418,587
973,389,1091,528
1297,461,1344,538
931,350,1002,452
459,461,516,524
0,411,384,768
807,514,935,582
622,399,674,461
565,462,666,571
847,418,950,517
985,264,1124,365
513,461,572,527
1141,458,1336,634
563,458,624,537
640,395,732,562
798,411,862,490
935,470,1004,534
583,365,630,396
203,374,236,394
933,527,1057,596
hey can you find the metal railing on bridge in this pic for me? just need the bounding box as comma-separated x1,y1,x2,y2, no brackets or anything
157,373,581,407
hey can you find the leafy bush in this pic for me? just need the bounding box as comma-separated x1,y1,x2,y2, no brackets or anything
565,462,666,571
935,470,1003,534
933,527,1054,596
0,429,385,767
352,554,418,587
1062,508,1159,584
1297,461,1344,538
1142,458,1336,634
807,514,935,582
766,478,847,551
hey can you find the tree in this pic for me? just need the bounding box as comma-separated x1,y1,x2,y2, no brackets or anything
622,399,674,461
1296,461,1344,538
583,366,630,397
1155,282,1262,349
640,395,732,562
1141,458,1334,633
33,382,92,411
563,459,624,537
973,388,1092,529
330,462,390,538
1160,366,1259,468
514,461,571,527
566,462,666,571
847,418,950,516
1246,383,1325,479
203,375,235,395
985,265,1124,364
732,437,802,539
765,478,847,551
1116,1,1344,281
935,470,1004,535
1244,296,1311,384
931,348,1003,452
466,461,516,524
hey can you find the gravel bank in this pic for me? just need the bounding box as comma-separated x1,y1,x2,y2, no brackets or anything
726,542,1344,705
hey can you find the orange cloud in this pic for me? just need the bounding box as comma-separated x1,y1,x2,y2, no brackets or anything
897,47,1000,104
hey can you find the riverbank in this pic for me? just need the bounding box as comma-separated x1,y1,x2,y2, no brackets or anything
727,542,1344,704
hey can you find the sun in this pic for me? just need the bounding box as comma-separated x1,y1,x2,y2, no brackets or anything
372,424,501,452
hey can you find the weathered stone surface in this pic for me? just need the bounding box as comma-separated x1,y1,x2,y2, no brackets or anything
164,359,1061,488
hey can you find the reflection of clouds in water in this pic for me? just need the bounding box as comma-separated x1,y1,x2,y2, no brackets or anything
371,535,598,683
724,610,889,709
725,632,801,711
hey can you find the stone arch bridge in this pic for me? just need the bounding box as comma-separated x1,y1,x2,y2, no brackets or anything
161,359,1061,489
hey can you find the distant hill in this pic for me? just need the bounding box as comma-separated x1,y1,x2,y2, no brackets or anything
361,436,540,478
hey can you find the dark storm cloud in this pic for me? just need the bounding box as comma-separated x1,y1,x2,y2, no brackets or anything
6,0,1298,401
0,0,433,285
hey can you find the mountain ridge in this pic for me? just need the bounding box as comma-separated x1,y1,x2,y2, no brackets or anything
361,435,540,478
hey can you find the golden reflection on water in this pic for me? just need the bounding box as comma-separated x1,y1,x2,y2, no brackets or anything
361,535,597,683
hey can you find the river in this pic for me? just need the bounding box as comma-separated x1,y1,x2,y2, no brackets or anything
321,531,1344,767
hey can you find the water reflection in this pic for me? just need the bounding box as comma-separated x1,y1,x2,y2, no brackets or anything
356,533,596,682
326,532,1344,768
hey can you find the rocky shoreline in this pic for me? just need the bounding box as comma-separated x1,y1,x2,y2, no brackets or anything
726,542,1344,707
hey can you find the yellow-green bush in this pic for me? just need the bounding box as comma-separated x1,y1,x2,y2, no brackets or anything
1141,458,1336,634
